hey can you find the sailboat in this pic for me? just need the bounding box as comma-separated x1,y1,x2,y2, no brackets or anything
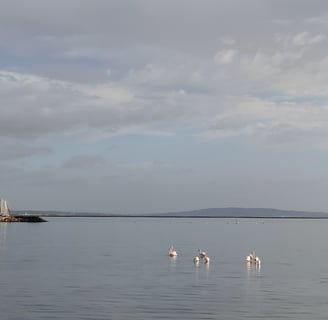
0,198,46,222
0,198,11,217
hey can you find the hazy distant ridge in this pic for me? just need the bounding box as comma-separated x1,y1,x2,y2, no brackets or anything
152,207,328,218
15,207,328,218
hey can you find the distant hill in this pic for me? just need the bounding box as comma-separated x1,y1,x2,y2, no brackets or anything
150,207,328,218
14,207,328,218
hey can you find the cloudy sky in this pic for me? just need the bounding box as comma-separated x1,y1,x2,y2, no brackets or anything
1,0,328,213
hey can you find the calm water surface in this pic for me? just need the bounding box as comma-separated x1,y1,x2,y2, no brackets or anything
0,217,328,319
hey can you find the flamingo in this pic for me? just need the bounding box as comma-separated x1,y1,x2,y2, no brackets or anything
198,249,207,259
193,256,200,264
246,251,261,265
168,245,178,257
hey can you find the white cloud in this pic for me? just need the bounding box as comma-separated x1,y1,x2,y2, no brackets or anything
0,3,328,147
214,49,237,65
85,84,135,105
293,31,326,46
0,70,139,139
199,95,328,147
220,36,236,46
293,32,310,46
309,33,326,44
306,12,328,26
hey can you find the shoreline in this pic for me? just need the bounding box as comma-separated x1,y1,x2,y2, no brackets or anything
41,214,328,219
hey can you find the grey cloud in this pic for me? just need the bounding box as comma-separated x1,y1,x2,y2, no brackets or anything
1,0,326,60
261,123,328,146
0,70,218,140
0,144,51,161
0,71,105,139
0,1,328,147
62,155,106,169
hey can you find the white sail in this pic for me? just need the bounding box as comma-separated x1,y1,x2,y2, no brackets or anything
0,199,4,215
0,198,11,217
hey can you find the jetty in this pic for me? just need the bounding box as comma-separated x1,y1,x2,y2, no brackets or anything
0,198,46,223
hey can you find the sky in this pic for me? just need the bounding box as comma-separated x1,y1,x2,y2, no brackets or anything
1,0,328,213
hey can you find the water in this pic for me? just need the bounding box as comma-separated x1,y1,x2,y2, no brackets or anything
0,217,328,319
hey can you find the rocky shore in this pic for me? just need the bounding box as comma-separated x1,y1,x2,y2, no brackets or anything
0,215,47,223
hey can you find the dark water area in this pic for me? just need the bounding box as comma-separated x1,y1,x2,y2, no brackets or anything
0,217,328,319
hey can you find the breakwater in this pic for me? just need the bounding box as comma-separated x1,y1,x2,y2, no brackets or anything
0,215,46,223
